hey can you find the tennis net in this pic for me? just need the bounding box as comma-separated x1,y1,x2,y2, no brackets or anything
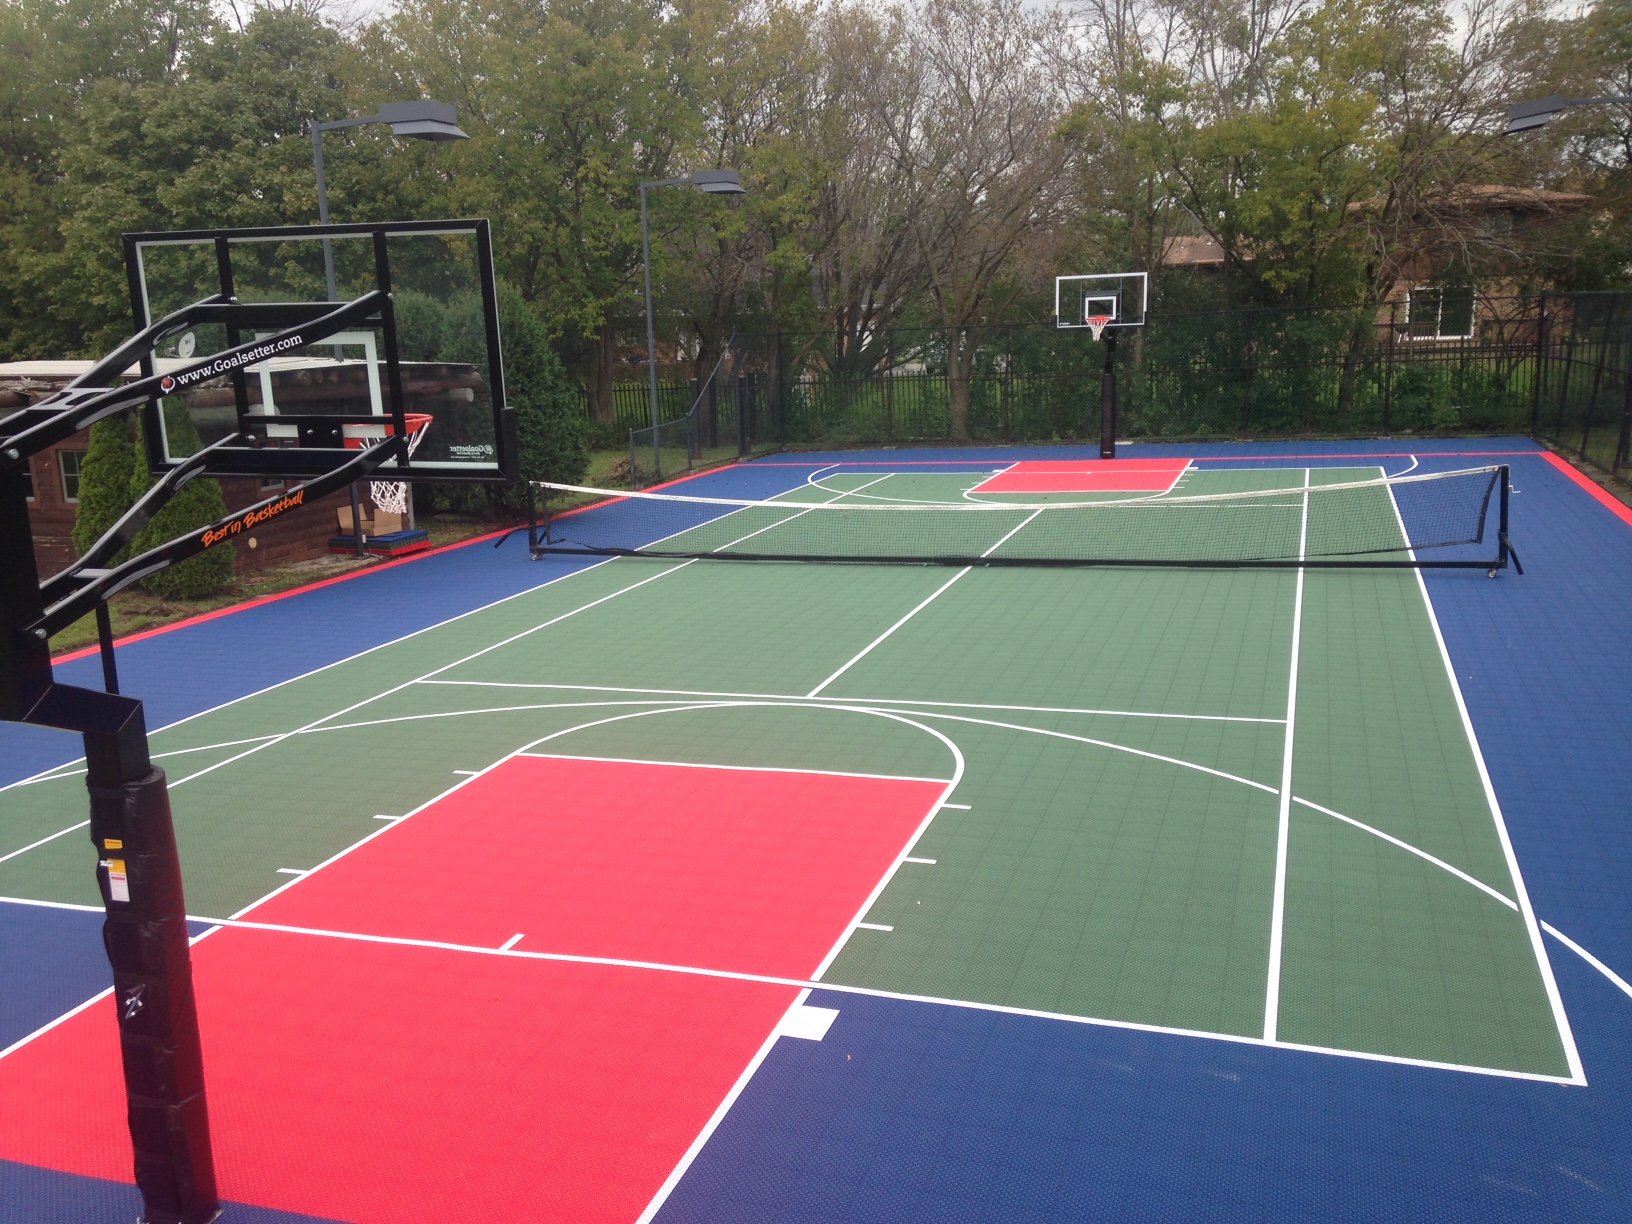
530,465,1516,570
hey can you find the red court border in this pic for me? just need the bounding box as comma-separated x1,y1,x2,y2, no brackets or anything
1541,452,1632,529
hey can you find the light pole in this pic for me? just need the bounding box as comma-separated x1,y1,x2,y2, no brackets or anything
311,100,469,303
640,169,747,480
1504,94,1632,135
309,100,468,554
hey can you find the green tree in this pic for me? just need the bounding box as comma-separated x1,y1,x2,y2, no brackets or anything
129,407,234,599
69,411,138,561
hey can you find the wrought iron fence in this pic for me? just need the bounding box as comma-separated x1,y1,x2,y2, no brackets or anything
583,294,1632,491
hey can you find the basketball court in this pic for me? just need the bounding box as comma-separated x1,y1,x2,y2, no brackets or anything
4,438,1632,1222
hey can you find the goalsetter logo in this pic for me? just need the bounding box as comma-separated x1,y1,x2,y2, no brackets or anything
201,489,305,549
159,332,306,395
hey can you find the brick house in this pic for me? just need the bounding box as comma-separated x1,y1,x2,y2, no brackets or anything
2,362,351,577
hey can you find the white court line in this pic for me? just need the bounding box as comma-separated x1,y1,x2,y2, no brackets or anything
0,821,89,866
857,922,894,932
415,680,1285,725
905,857,937,864
941,802,972,810
633,989,815,1224
516,751,951,786
904,710,1279,795
0,987,113,1063
3,899,1572,1086
806,568,973,697
1542,924,1632,1003
0,552,633,796
1263,468,1310,1042
806,497,1054,699
729,473,896,541
499,933,525,952
1292,796,1518,910
162,563,694,790
1383,474,1586,1084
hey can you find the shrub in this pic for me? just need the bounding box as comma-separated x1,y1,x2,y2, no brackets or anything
70,412,138,562
128,406,235,599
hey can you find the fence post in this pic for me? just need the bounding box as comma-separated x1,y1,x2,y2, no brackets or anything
737,371,749,457
1618,306,1632,476
1382,302,1396,436
775,330,787,444
1531,293,1546,437
884,329,894,442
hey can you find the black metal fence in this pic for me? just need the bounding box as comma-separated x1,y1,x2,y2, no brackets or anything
586,294,1632,491
1530,292,1632,482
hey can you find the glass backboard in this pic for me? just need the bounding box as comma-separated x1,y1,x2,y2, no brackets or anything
125,220,512,484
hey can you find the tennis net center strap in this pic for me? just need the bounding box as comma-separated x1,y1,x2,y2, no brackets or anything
528,466,1511,570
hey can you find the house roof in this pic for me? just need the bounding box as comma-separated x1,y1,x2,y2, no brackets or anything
1161,235,1227,267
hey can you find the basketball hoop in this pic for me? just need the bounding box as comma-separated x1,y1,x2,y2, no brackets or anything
342,413,432,518
1086,315,1112,342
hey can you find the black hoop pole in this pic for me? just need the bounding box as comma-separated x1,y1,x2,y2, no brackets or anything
1100,331,1118,459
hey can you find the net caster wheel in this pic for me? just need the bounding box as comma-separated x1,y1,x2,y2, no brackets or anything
1486,567,1498,578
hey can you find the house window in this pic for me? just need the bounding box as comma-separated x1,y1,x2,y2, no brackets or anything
1406,287,1476,341
59,449,87,502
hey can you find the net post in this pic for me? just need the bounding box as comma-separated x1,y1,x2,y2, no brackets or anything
526,481,541,559
1100,332,1118,459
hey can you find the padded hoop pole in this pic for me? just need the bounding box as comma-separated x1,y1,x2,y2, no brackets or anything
85,716,221,1224
1100,332,1118,460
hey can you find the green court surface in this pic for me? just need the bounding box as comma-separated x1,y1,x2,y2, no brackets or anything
0,466,1576,1082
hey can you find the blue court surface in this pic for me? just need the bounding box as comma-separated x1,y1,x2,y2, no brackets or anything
2,437,1630,1223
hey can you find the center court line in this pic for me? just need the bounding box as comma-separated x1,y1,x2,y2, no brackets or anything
1262,468,1309,1043
803,512,1041,699
0,897,1576,1086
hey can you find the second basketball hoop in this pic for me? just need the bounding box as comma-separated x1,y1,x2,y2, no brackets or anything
1055,273,1148,458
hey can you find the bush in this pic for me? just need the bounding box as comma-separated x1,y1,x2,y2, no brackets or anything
411,281,588,513
128,406,235,599
70,412,138,562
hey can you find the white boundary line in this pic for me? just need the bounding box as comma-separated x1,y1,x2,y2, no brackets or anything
0,555,630,795
1383,474,1587,1084
0,821,91,866
0,899,1578,1087
1263,468,1309,1041
632,989,813,1224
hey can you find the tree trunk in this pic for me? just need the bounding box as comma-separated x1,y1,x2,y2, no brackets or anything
947,326,973,440
589,326,617,424
1336,315,1367,430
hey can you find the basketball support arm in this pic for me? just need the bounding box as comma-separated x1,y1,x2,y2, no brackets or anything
0,290,410,1224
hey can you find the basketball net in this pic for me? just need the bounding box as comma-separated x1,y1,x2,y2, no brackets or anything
1086,315,1111,342
353,417,431,518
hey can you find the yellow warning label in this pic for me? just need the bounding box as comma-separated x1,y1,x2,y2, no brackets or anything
107,858,124,873
104,839,123,850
